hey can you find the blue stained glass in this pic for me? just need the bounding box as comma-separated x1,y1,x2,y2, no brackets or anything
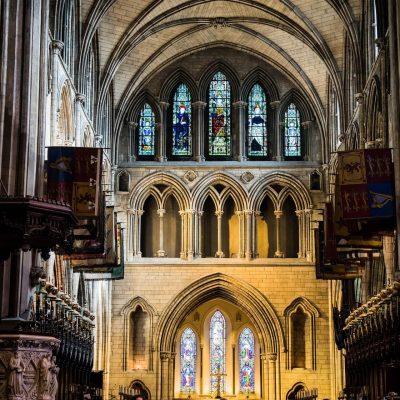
239,328,255,393
138,103,155,156
181,327,197,392
172,84,192,156
208,72,231,156
210,310,226,394
284,103,301,157
248,84,268,157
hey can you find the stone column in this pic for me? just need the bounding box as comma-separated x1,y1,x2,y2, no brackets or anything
179,211,187,259
127,121,138,162
192,101,207,162
261,354,269,400
135,210,144,257
169,352,176,400
244,210,253,260
127,209,135,261
0,334,60,400
157,102,169,162
274,210,284,257
75,93,85,147
355,93,365,148
157,209,166,257
160,352,170,400
196,211,204,257
187,209,196,260
51,40,64,146
215,211,225,258
301,121,312,160
234,211,244,258
270,101,281,160
253,211,260,258
304,209,313,261
233,101,247,161
268,353,277,400
295,210,305,258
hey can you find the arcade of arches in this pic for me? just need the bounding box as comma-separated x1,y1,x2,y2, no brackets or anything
1,1,400,400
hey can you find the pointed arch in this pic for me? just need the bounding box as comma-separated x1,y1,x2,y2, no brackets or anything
155,273,285,355
57,82,74,145
242,68,279,102
120,296,157,371
159,69,198,102
283,297,319,370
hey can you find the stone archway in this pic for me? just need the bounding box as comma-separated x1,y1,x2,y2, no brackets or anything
154,273,285,400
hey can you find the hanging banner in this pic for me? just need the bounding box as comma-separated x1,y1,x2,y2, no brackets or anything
47,147,103,217
338,149,395,221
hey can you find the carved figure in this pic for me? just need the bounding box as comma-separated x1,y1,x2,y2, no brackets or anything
39,354,51,398
8,351,24,397
49,356,59,398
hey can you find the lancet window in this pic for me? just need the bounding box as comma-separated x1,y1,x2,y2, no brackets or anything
284,103,301,158
138,103,156,157
181,328,197,393
239,327,255,393
210,310,226,393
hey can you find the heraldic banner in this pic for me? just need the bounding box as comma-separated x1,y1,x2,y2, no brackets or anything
47,147,103,217
338,148,395,221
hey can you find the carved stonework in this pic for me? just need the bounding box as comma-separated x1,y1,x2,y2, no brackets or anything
0,334,60,400
240,171,254,183
183,170,197,183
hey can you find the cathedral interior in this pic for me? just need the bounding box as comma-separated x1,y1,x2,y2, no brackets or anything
0,0,400,399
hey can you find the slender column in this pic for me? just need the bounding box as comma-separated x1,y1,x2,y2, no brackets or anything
157,209,166,257
295,210,305,258
136,210,144,257
244,210,253,260
179,211,186,259
51,40,64,146
160,352,170,400
268,353,277,400
233,101,247,161
192,101,207,162
215,210,225,258
75,93,85,147
355,93,365,148
301,121,312,160
232,344,236,395
157,102,169,161
197,211,204,257
127,121,137,162
187,209,196,260
261,354,268,400
169,352,176,400
304,209,312,261
253,211,260,258
234,211,244,258
274,210,284,257
127,209,135,260
270,101,281,160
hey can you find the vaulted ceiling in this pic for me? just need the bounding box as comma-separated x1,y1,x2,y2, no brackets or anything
80,0,362,132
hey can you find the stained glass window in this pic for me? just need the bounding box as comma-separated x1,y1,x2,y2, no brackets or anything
181,327,197,393
172,83,192,157
284,103,301,157
248,84,268,157
210,310,226,394
138,103,155,157
208,72,231,157
239,328,255,393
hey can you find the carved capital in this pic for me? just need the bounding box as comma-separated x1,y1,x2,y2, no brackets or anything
51,40,64,53
192,101,207,110
267,353,277,362
159,101,169,111
157,209,166,217
160,351,170,361
232,100,247,109
215,210,224,217
75,93,86,104
274,210,283,218
269,100,281,109
127,121,138,129
355,93,364,104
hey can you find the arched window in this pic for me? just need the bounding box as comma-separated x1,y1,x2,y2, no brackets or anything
239,328,255,393
137,103,156,158
208,72,231,158
180,328,197,393
284,103,301,158
247,84,268,158
171,83,192,158
210,310,226,393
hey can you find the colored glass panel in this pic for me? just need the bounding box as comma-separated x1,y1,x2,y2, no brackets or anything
239,328,255,393
208,72,231,156
181,327,197,392
172,83,192,157
210,310,226,393
138,103,155,156
248,84,268,157
284,103,301,157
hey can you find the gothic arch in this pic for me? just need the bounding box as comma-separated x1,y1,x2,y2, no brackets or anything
364,75,382,143
117,169,130,192
155,273,286,355
129,380,152,400
83,125,94,147
198,60,240,101
249,172,312,212
120,296,158,371
283,297,319,370
242,68,279,102
159,69,198,102
192,172,248,212
279,89,314,124
129,172,190,212
57,82,74,145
